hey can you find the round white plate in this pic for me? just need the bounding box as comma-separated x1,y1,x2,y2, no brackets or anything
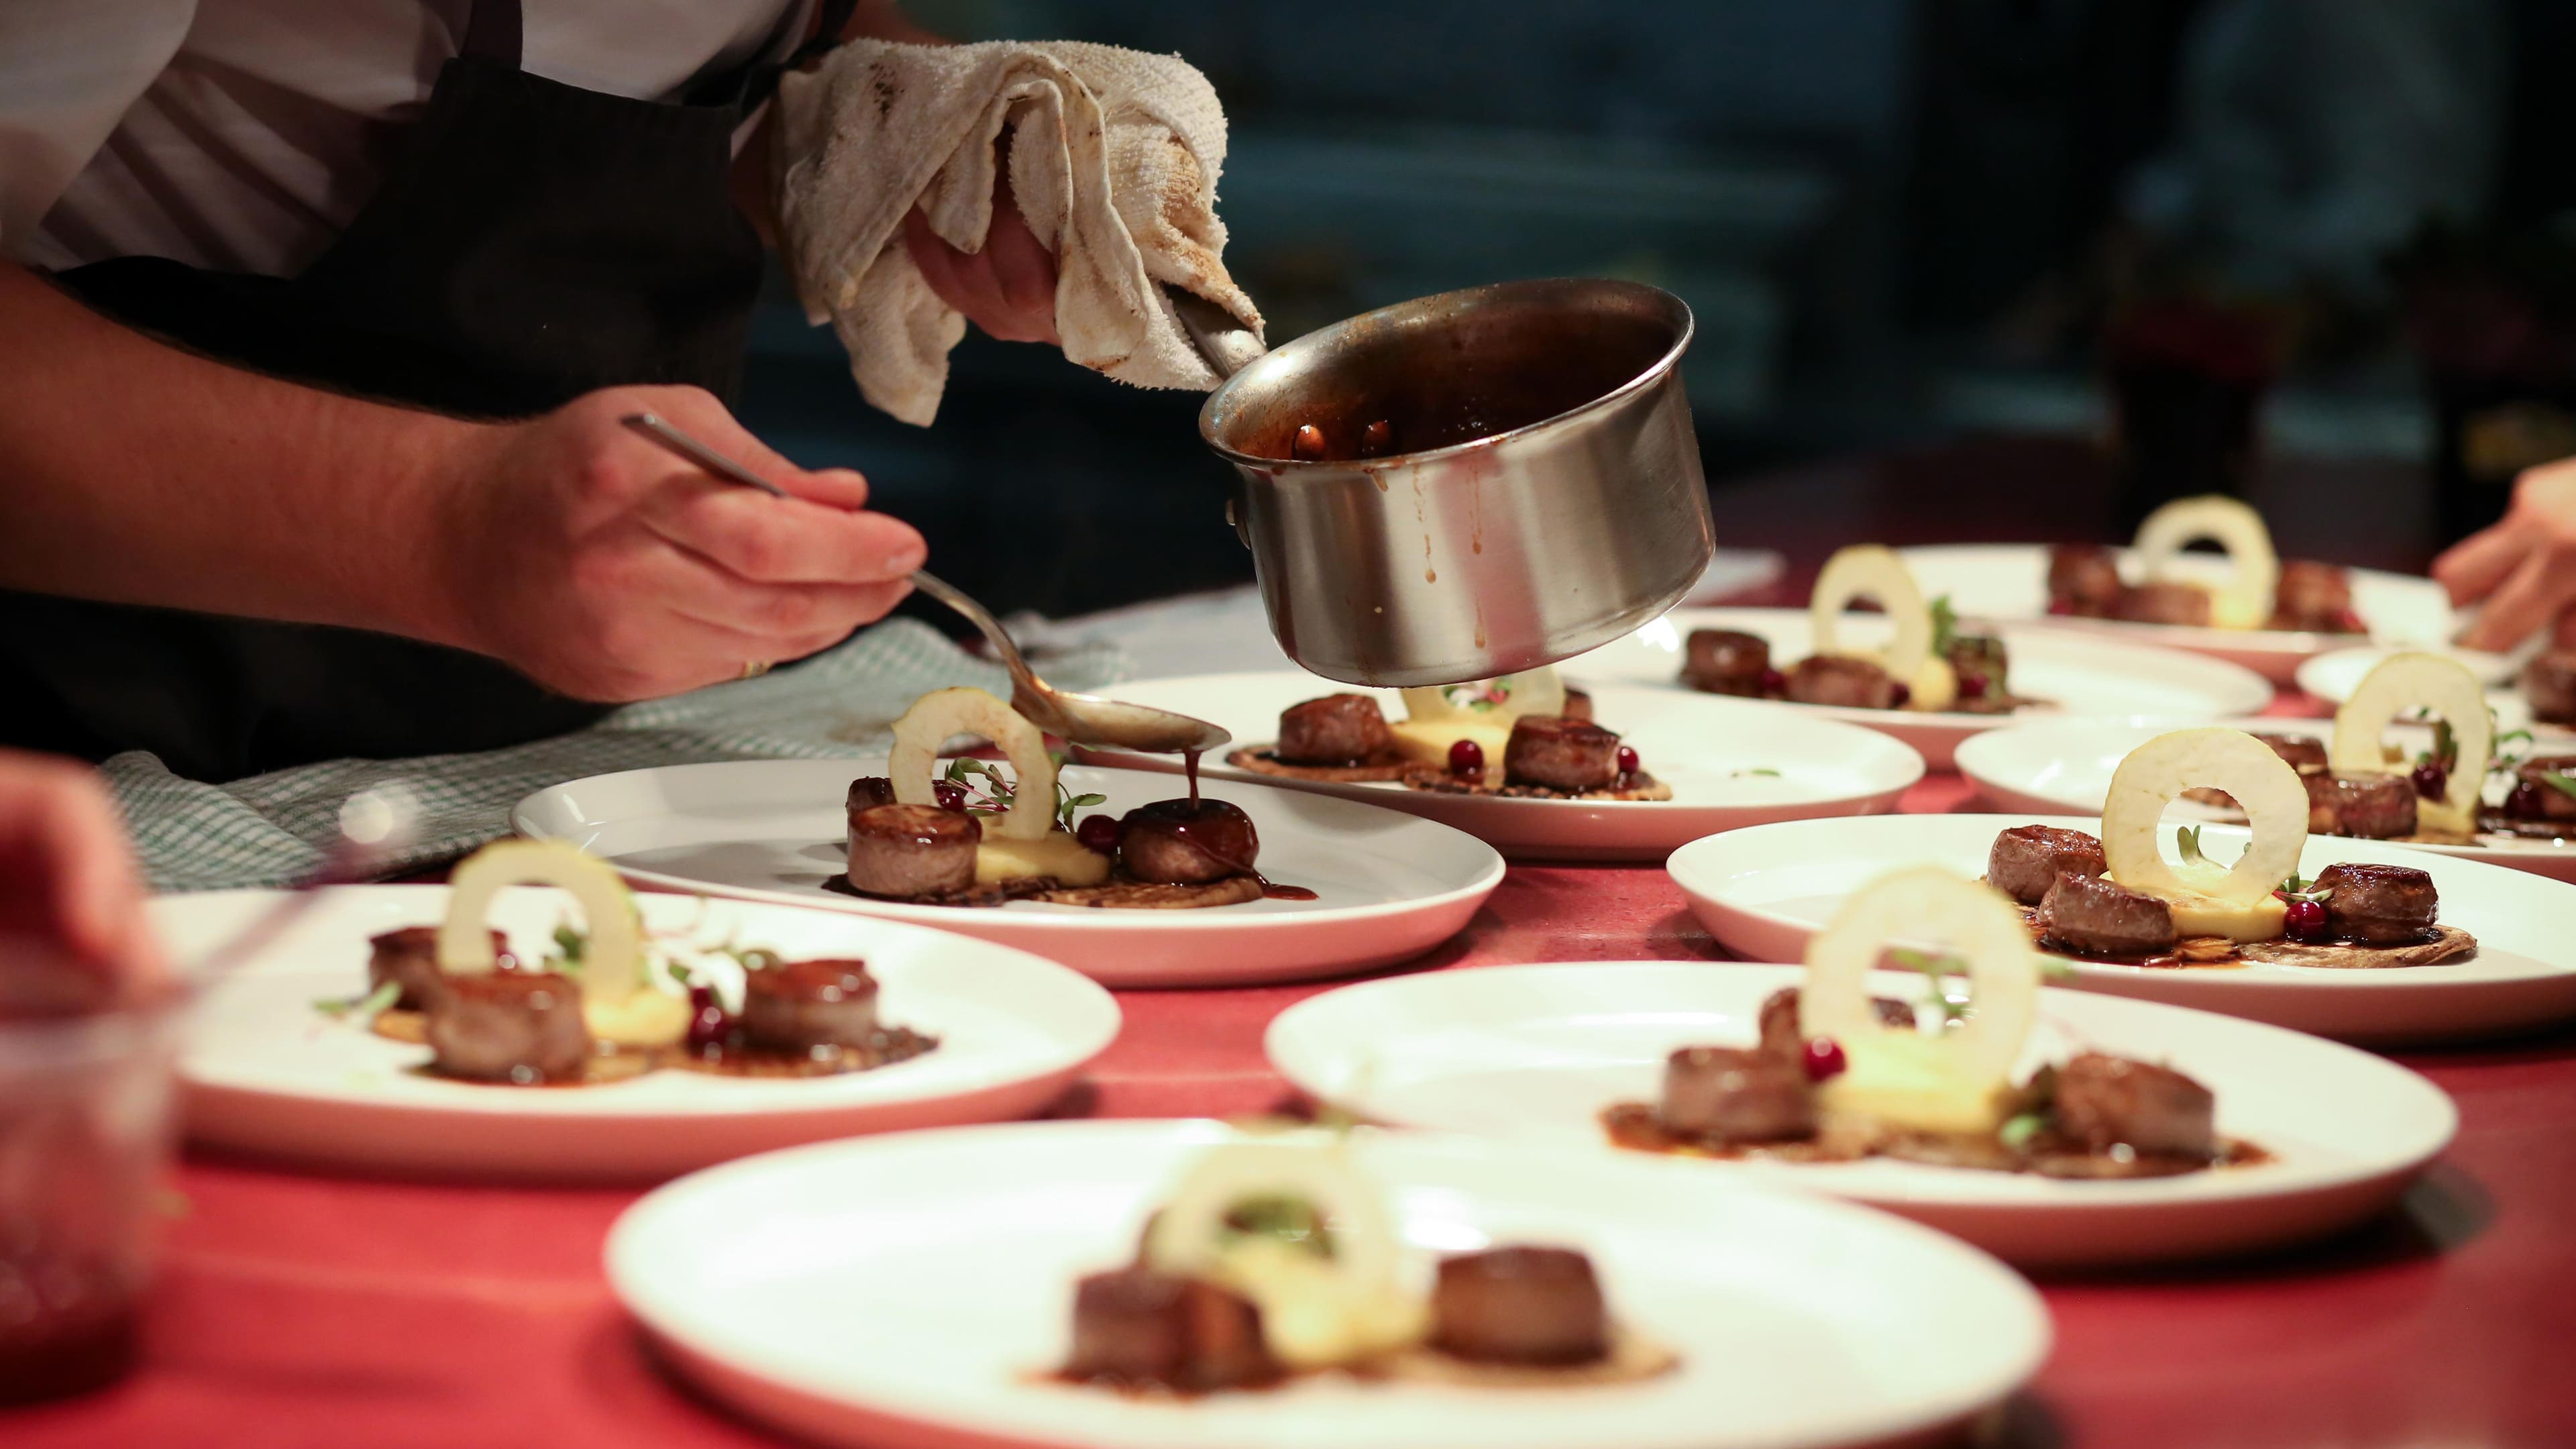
159,884,1120,1179
1267,963,2455,1268
1668,814,2576,1044
1074,674,1925,861
2292,643,2519,703
1897,543,2455,685
1566,607,2273,769
1955,718,2576,883
608,1120,2050,1449
512,761,1504,988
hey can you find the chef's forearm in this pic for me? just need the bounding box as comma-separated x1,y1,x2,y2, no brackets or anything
0,261,490,648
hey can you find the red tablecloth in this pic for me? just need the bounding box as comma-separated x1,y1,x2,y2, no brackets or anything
19,758,2576,1449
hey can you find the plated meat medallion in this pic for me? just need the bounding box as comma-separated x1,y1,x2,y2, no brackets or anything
2045,495,2367,635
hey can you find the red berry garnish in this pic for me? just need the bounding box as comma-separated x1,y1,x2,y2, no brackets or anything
1448,739,1484,777
1615,745,1640,775
2410,762,2447,800
1801,1037,1847,1081
684,985,730,1053
2332,608,2367,634
2506,782,2547,818
2284,899,2330,943
1760,667,1788,695
932,780,968,812
2047,598,2075,616
1956,674,1988,700
1888,682,1913,708
1075,813,1122,854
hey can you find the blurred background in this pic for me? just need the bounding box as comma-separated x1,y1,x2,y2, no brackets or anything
738,0,2576,622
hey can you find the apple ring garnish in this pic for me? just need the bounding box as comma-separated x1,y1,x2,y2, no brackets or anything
2330,651,2488,835
1809,544,1933,685
888,686,1055,841
435,839,684,1046
2132,495,2279,631
2104,727,2308,905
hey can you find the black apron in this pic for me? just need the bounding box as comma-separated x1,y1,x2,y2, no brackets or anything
0,0,851,784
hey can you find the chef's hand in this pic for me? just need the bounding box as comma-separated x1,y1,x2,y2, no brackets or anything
0,751,164,993
904,168,1061,346
443,386,925,702
2434,456,2576,653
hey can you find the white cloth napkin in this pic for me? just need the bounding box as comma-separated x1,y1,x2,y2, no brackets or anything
774,39,1264,425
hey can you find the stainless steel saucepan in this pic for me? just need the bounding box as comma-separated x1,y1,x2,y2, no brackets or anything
1173,278,1713,688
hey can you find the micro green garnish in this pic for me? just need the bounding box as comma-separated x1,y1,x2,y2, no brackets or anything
945,754,1106,832
2037,956,2075,981
2544,772,2576,804
2176,824,2244,872
2424,718,2458,773
1887,947,1972,1025
2273,869,2330,904
543,921,588,974
1731,767,1781,778
315,979,402,1021
1220,1194,1335,1259
1998,1112,2047,1150
1929,594,1960,657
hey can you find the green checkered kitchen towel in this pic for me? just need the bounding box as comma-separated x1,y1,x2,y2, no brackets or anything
104,617,1128,892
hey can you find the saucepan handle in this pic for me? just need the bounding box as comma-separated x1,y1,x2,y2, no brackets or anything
1166,286,1266,380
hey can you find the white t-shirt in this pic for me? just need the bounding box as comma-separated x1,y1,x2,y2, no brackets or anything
1,0,810,276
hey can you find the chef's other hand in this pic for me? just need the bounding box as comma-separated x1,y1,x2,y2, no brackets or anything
446,386,925,701
904,167,1060,345
2434,456,2576,653
0,751,164,993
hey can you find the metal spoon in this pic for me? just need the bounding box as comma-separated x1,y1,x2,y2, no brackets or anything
620,413,1232,755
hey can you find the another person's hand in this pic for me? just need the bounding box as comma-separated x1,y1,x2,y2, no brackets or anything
440,385,926,702
904,169,1060,345
0,751,164,991
2434,457,2576,653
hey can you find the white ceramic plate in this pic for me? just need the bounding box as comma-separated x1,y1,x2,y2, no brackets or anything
2294,646,2567,746
608,1120,2050,1449
1896,543,2455,686
1075,674,1925,861
1566,607,2273,769
1955,718,2576,883
159,885,1120,1179
1267,963,2455,1268
513,761,1505,988
1668,814,2576,1044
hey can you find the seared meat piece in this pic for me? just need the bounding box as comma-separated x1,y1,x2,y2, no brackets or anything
2526,651,2576,727
1945,633,2008,696
2506,755,2576,822
2256,734,2330,773
368,926,509,1010
1430,1247,1608,1366
2112,581,2212,627
2314,862,2438,945
740,959,879,1054
2052,1053,2216,1159
1065,1269,1275,1391
425,971,590,1083
847,776,898,812
1120,799,1258,883
846,804,981,898
2038,871,2177,957
1682,629,1772,696
1562,687,1594,722
1784,655,1898,710
1503,716,1621,792
2304,773,2417,839
2047,543,2125,615
1756,987,1915,1055
1987,824,2107,906
1660,1046,1814,1142
1275,693,1395,765
2272,560,2356,631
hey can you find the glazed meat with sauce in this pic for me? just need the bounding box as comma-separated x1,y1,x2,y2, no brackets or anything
1784,655,1898,710
2111,581,2212,627
2047,544,2125,614
1275,694,1395,765
2526,651,2576,726
1430,1248,1609,1366
1065,1269,1275,1391
1503,716,1621,792
2257,734,2330,773
1682,629,1771,696
1660,1046,1814,1142
1987,825,2107,906
847,776,898,812
367,926,509,1010
2508,756,2576,823
846,804,981,898
1756,987,1915,1055
739,959,879,1054
1120,799,1258,883
1562,687,1594,722
2051,1053,2216,1159
424,971,590,1083
2271,560,2355,631
2304,773,2416,839
2314,863,2438,945
1945,633,2008,694
2038,871,2178,956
